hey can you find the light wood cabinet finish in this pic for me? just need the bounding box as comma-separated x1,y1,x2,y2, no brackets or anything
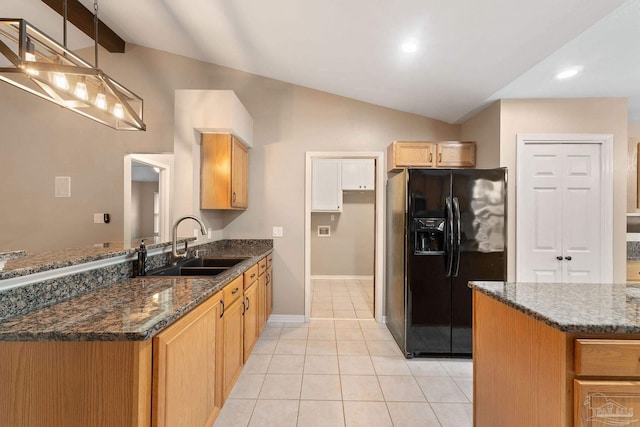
243,264,259,290
387,141,435,171
201,133,248,210
222,276,244,400
243,281,259,361
0,340,152,427
153,293,222,427
387,140,476,171
435,141,476,167
574,380,640,427
266,265,273,321
575,339,640,377
627,260,640,282
258,272,267,333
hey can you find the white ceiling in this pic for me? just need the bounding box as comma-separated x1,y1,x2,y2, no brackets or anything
1,0,637,123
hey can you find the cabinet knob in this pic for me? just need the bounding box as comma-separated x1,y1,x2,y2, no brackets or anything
556,256,563,261
565,256,572,261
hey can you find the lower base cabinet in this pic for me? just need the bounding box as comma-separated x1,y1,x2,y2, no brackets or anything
153,292,222,427
574,380,640,427
222,276,245,401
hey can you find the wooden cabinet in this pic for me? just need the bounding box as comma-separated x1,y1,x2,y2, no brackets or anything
341,159,375,190
574,339,640,426
311,159,342,212
387,140,476,172
243,264,259,361
266,254,273,322
387,141,435,171
628,260,640,282
153,292,222,427
221,275,244,400
201,133,248,210
435,141,476,168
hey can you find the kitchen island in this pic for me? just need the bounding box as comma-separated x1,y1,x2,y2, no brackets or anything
471,281,640,427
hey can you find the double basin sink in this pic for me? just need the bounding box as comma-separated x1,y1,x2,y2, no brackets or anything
147,256,249,277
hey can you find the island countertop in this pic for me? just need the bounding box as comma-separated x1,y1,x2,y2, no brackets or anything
0,245,273,342
470,280,640,334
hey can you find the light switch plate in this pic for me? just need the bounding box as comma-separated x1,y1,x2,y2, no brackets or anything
272,226,283,237
93,213,103,224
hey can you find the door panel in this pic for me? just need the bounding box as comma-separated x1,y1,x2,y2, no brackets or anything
518,143,601,283
451,169,506,354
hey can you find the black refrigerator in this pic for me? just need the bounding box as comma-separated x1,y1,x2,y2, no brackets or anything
386,168,507,358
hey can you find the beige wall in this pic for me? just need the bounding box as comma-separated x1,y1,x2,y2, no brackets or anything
0,44,460,315
629,124,640,211
460,101,501,168
131,181,157,239
310,191,375,276
498,98,628,282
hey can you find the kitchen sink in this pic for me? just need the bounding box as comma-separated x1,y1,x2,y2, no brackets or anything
146,256,250,277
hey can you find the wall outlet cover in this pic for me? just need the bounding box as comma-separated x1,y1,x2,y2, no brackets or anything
272,226,283,237
318,225,331,237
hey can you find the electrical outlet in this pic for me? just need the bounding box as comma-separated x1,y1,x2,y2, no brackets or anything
272,226,283,237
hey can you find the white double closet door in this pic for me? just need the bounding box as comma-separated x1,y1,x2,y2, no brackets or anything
518,142,602,283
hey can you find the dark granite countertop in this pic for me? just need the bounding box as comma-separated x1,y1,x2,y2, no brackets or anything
470,281,640,334
0,245,272,341
0,237,196,280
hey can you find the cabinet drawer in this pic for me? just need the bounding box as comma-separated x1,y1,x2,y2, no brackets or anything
267,254,273,268
574,380,640,427
224,276,244,306
627,261,640,282
575,339,640,377
243,264,259,289
258,257,267,276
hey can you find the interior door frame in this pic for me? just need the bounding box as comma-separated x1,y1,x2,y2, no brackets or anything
304,151,385,323
516,133,613,282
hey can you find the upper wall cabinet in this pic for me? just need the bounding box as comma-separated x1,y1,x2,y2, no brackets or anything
311,159,342,212
387,141,476,172
341,159,375,190
201,133,248,210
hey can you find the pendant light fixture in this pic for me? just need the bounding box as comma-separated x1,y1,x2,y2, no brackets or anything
0,0,145,131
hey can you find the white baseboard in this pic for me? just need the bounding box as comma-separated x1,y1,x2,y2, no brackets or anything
311,275,374,281
267,314,306,323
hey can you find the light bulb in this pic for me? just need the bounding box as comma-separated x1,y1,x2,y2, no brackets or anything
53,72,69,90
74,81,88,100
24,52,39,76
112,102,124,118
94,92,107,110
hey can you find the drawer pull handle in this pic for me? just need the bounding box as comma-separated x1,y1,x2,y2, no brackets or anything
232,287,239,295
251,273,256,279
246,296,250,311
220,300,225,318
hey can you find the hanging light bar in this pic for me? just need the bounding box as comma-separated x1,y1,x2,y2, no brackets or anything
0,18,145,131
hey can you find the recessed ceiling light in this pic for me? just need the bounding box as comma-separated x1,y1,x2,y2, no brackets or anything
555,66,583,80
401,39,418,53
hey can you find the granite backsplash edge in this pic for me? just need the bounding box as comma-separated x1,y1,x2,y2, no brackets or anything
0,239,273,322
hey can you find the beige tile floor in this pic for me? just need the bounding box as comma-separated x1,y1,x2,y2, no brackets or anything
213,319,473,427
310,278,374,319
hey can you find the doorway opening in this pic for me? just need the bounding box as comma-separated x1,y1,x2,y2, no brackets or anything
124,154,173,246
304,152,385,323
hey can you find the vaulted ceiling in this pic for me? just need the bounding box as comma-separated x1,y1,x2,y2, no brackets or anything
2,0,637,123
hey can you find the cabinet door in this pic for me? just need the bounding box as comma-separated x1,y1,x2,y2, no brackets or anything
243,282,259,361
200,133,248,210
153,293,222,427
342,159,375,190
257,273,267,332
266,266,273,320
231,137,248,208
574,380,640,427
222,295,244,400
387,141,434,171
311,159,342,212
435,142,476,167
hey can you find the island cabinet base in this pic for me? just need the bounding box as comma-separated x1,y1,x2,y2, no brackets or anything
473,291,572,427
0,340,152,427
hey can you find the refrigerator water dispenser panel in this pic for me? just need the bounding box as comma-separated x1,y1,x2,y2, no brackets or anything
413,218,445,255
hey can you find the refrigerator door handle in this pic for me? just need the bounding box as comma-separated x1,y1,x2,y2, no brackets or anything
452,196,461,277
445,196,454,277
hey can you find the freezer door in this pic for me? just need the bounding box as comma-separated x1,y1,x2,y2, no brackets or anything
407,169,452,355
451,168,507,354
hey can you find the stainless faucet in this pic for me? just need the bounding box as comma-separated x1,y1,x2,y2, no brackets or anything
172,215,207,260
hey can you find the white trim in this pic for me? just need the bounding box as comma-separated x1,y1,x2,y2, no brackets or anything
124,154,173,247
267,314,306,323
516,133,613,282
311,275,374,280
304,151,385,324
